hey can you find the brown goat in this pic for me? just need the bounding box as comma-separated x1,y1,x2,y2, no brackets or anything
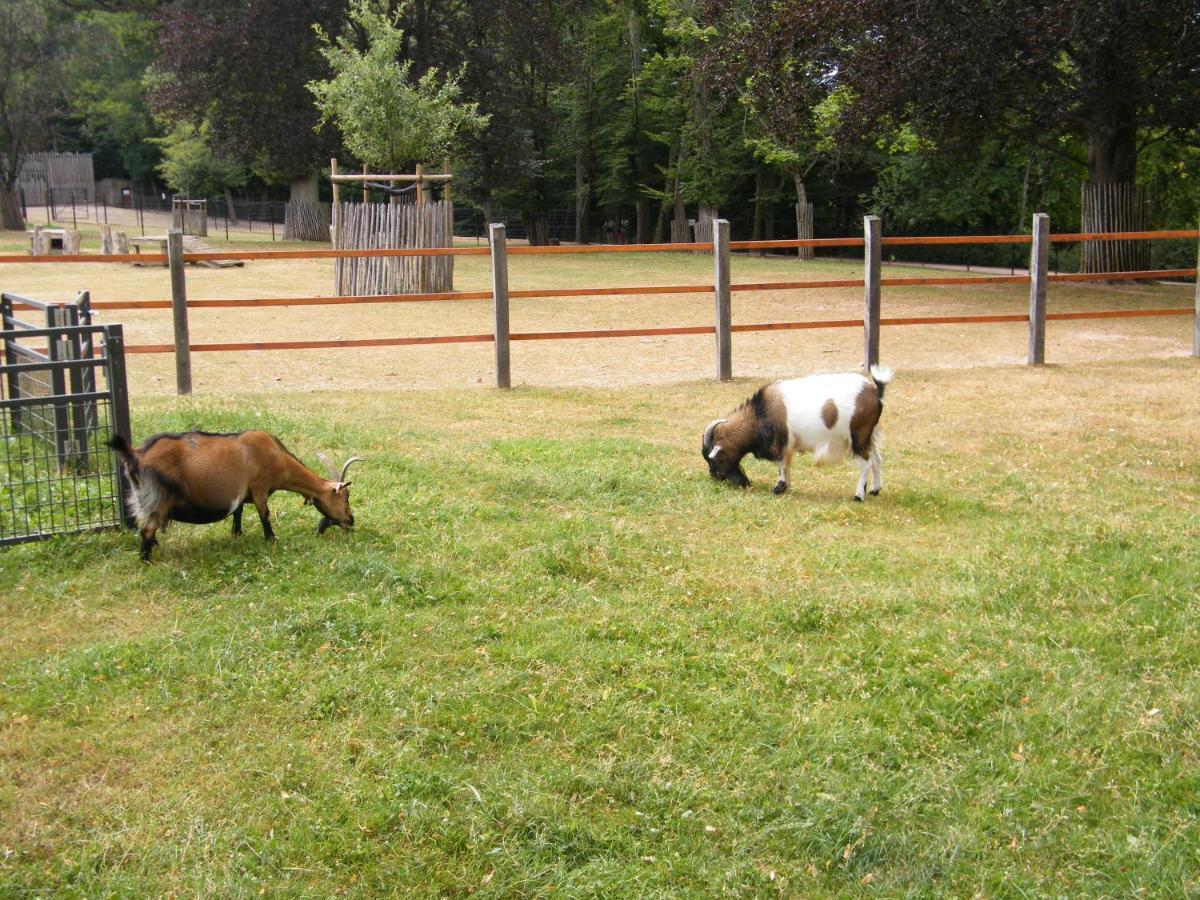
107,430,362,560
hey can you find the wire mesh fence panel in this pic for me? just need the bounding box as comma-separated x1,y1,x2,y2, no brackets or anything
1,294,131,546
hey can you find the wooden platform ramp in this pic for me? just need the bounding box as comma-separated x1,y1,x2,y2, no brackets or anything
127,234,246,268
182,234,245,268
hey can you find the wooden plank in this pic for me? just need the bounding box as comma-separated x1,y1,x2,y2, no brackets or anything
329,173,453,183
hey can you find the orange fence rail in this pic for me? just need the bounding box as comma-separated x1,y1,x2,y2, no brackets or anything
3,221,1196,389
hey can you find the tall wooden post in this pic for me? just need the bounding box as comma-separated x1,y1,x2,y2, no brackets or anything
713,219,732,381
167,229,192,395
330,158,340,232
1028,213,1050,365
1194,219,1199,358
490,223,511,388
863,215,881,369
362,164,369,203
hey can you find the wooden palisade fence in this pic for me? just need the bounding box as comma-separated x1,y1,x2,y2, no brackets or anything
329,159,454,296
284,200,332,242
1081,182,1150,273
331,199,453,295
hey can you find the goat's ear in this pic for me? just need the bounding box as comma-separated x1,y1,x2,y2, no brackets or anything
707,444,722,460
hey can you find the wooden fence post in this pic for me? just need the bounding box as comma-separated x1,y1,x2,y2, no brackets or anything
713,218,732,381
167,228,192,395
490,223,511,388
1028,213,1049,365
1194,220,1199,358
863,215,881,368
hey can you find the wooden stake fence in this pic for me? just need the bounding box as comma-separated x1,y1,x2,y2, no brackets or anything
332,200,453,296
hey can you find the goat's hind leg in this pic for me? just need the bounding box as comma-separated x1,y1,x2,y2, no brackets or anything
853,456,871,502
869,444,884,496
231,501,244,536
139,514,163,561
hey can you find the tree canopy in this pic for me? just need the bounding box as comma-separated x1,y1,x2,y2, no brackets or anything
307,2,488,174
5,0,1198,253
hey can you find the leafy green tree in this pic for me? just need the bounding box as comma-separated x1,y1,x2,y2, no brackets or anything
706,0,1200,267
308,2,488,175
153,120,246,197
0,0,68,229
63,9,161,182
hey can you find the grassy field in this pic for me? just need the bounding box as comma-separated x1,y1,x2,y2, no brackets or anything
1,358,1198,896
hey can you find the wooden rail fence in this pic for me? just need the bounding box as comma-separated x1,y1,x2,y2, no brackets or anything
2,218,1197,392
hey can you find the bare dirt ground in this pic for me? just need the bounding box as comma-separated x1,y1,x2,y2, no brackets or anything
2,231,1194,396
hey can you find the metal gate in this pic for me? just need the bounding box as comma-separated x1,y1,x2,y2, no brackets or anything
1,291,133,546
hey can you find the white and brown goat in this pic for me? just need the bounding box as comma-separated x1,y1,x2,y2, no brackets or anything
701,366,893,501
108,430,362,560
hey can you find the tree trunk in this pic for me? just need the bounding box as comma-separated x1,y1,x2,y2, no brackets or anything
0,188,23,230
653,143,676,243
671,134,689,242
224,187,240,225
525,211,549,246
574,67,593,244
628,8,652,245
752,168,766,256
633,196,649,245
794,175,814,261
575,151,591,244
1081,123,1145,273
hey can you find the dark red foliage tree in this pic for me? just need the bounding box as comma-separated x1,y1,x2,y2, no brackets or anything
150,0,346,197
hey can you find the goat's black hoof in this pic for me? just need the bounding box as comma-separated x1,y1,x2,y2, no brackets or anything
773,481,788,495
869,489,880,496
853,495,864,503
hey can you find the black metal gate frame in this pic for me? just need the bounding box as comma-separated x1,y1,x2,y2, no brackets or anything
1,291,133,546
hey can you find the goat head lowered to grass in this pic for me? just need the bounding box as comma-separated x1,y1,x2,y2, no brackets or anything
107,429,363,560
702,366,893,501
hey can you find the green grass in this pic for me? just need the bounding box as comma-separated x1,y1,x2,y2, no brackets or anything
1,361,1198,896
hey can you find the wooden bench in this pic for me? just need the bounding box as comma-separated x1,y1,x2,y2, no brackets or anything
128,235,169,267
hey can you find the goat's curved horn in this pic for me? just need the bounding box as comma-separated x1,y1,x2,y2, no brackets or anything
339,456,364,482
315,451,338,481
702,418,727,450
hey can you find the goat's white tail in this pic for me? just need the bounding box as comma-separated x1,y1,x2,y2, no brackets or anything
869,364,894,386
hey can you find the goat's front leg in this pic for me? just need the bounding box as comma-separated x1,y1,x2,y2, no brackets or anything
231,501,244,536
853,456,871,502
251,490,275,541
773,451,794,495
